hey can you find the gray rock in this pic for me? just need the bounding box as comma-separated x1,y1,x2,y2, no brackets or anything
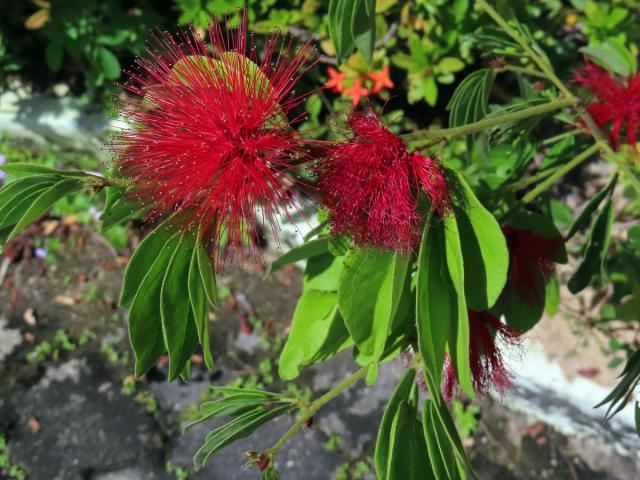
7,355,164,480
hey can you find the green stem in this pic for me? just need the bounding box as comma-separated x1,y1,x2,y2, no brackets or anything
497,65,548,80
402,97,575,144
477,0,576,101
508,165,558,190
500,142,603,222
542,128,583,146
265,366,368,458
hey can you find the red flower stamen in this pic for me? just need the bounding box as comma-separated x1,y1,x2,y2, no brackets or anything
318,110,449,252
111,11,317,258
575,61,640,148
442,310,521,401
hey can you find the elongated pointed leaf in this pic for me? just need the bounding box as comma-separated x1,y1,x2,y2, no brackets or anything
566,174,618,240
453,173,509,310
374,369,415,479
193,405,290,471
0,162,89,178
269,237,329,275
101,187,146,232
416,225,453,388
120,220,176,307
196,241,218,307
7,178,84,241
161,234,196,380
568,198,615,294
387,401,434,480
443,215,474,399
351,0,376,64
423,401,459,480
128,233,180,377
0,182,53,228
189,241,214,370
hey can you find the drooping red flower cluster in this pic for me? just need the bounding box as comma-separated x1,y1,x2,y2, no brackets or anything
575,61,640,148
442,310,521,401
111,12,316,256
317,110,449,252
502,226,563,303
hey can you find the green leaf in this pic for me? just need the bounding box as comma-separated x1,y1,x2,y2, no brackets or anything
329,0,356,63
568,198,615,294
387,401,433,479
98,46,121,79
304,253,344,292
447,69,494,154
580,41,636,77
128,233,180,377
351,0,376,64
120,220,176,308
416,225,453,388
338,248,409,363
595,348,640,419
101,187,146,232
261,468,281,480
279,290,352,380
0,163,89,177
635,402,640,437
422,401,458,480
193,405,290,471
196,240,218,307
0,180,56,229
161,234,197,380
566,174,618,240
184,393,277,432
443,215,474,399
374,369,415,479
269,238,329,274
45,44,63,71
189,239,214,370
6,178,84,242
454,172,509,310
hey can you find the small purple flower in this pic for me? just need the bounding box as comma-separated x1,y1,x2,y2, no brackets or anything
34,247,47,259
89,207,102,220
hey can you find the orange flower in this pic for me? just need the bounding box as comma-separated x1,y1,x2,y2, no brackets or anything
343,78,369,105
325,67,346,93
367,66,394,93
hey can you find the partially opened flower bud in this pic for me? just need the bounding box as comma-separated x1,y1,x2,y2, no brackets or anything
111,10,317,258
442,310,520,401
317,110,449,252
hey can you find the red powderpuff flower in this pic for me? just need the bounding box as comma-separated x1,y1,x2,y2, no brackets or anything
318,110,449,252
502,226,563,303
575,61,640,148
111,12,317,256
442,310,521,401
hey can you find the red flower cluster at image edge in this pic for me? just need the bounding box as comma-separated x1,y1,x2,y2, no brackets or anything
575,61,640,149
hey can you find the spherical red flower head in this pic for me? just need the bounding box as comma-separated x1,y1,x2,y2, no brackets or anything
111,11,317,257
575,61,640,148
318,110,449,252
502,226,563,303
442,310,520,402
